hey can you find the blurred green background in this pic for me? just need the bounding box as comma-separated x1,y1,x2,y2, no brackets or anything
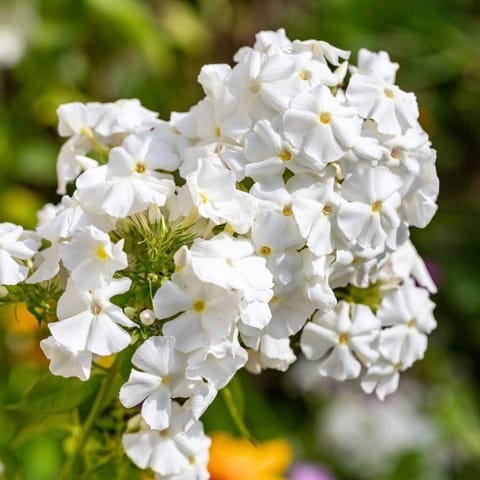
1,0,480,479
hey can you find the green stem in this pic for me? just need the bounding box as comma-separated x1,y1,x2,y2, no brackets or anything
221,386,255,444
58,356,120,479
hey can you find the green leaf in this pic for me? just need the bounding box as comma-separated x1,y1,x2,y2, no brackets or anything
8,374,102,415
221,376,254,443
13,413,74,448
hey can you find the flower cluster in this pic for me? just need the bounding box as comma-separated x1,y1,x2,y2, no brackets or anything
0,29,439,478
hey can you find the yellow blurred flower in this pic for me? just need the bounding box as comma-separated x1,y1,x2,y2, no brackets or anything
208,431,293,480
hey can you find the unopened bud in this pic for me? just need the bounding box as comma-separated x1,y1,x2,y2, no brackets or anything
123,306,136,320
140,309,156,326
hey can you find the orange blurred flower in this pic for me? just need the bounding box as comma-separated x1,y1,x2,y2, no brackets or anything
208,431,293,480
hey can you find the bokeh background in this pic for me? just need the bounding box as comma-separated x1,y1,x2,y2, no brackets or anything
1,0,480,479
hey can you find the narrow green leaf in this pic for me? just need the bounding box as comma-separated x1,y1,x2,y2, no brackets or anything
8,374,102,415
221,378,255,444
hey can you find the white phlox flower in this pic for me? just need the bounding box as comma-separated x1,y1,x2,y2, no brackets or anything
59,225,127,290
122,407,211,477
185,334,248,389
243,119,310,181
93,99,159,137
301,250,337,310
49,277,135,356
5,30,442,477
56,135,95,195
40,336,92,381
189,233,273,308
246,334,296,374
0,222,37,285
76,133,175,218
346,72,419,135
378,279,436,368
154,266,239,351
229,49,297,119
291,50,340,91
361,354,405,401
283,84,361,167
120,336,202,430
250,180,304,250
301,300,381,381
338,166,404,250
351,48,399,83
399,154,439,228
291,39,350,66
290,168,344,256
185,157,255,233
36,194,114,242
252,28,292,56
375,240,437,294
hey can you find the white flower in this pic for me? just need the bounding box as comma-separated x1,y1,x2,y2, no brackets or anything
40,336,92,381
59,226,127,290
246,335,296,374
301,250,336,310
56,135,94,194
378,280,436,368
36,194,114,242
185,157,256,233
76,134,175,218
243,119,310,180
0,222,37,285
120,336,199,430
94,99,159,137
189,233,273,304
49,277,134,356
352,48,399,83
186,335,248,389
229,49,297,119
292,39,350,66
250,180,304,250
290,168,344,256
123,408,210,477
361,355,404,401
154,266,239,350
337,166,404,250
283,84,361,167
175,88,251,143
301,301,380,380
346,72,419,135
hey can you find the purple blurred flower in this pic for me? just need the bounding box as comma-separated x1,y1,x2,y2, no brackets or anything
289,462,335,480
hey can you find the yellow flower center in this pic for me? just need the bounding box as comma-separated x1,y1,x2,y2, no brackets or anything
319,112,331,124
384,88,394,99
250,83,260,94
299,70,312,81
193,300,206,313
322,204,333,216
391,147,401,159
92,304,102,315
270,295,279,304
407,319,416,329
279,148,292,161
338,333,350,345
200,192,209,204
371,200,382,213
134,161,146,174
214,125,222,138
282,204,293,216
96,245,109,260
260,246,272,256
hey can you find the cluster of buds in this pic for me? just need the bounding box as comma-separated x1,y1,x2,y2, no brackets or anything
0,29,438,478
